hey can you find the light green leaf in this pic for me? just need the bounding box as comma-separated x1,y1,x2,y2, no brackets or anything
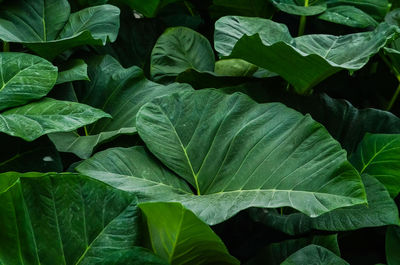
48,127,137,159
139,202,239,265
251,174,399,235
351,133,400,197
319,6,379,28
0,98,111,141
272,0,327,16
150,27,215,82
281,245,349,265
386,226,400,265
0,172,167,265
0,52,57,111
79,90,366,225
56,59,89,85
214,16,399,93
0,1,120,59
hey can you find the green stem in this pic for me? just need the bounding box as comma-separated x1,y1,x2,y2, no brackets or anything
387,82,400,111
298,0,309,36
184,1,195,17
3,41,9,52
83,126,89,136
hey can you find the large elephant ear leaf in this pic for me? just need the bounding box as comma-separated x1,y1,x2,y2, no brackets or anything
134,89,366,223
0,52,58,112
0,172,167,265
0,98,111,141
150,27,215,82
139,202,239,265
0,0,120,60
281,245,349,265
214,16,399,94
350,133,400,198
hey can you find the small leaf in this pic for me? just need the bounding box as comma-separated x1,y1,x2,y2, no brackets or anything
272,0,327,16
0,52,58,111
351,133,400,197
281,245,349,265
0,98,111,141
56,59,89,85
319,5,379,28
139,202,239,265
151,27,215,82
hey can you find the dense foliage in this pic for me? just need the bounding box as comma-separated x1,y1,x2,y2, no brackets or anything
1,0,400,264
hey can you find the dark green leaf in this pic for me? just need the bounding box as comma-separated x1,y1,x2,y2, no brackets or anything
150,27,215,82
319,6,379,28
326,0,390,20
251,174,399,235
386,226,400,265
281,245,349,265
272,0,327,16
214,16,399,93
351,133,400,197
0,172,166,265
56,59,89,85
0,98,111,141
0,52,57,111
0,1,120,59
119,0,182,17
139,202,239,265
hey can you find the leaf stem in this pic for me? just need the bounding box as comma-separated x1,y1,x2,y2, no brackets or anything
184,1,195,17
387,82,400,111
3,41,9,52
379,52,400,110
298,0,309,36
83,126,89,136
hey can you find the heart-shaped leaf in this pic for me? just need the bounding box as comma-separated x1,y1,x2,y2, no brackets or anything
150,27,215,82
78,89,366,224
0,53,57,112
0,1,120,59
272,0,327,16
139,202,239,265
214,16,399,93
281,245,349,265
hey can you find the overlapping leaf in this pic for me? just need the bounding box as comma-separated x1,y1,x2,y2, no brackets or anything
281,245,349,265
0,53,57,111
78,89,366,225
0,0,120,59
214,16,399,93
0,172,166,265
140,202,239,265
0,98,110,141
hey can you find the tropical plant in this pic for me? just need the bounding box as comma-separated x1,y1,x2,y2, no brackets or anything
0,0,400,264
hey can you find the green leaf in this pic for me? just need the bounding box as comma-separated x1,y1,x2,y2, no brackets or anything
247,234,340,265
0,52,58,112
0,98,111,141
139,202,239,265
56,59,89,85
150,27,215,82
319,6,379,28
0,172,167,265
326,0,390,20
272,0,327,16
351,133,400,197
119,0,182,17
251,174,399,235
0,1,120,59
386,226,400,265
79,90,366,225
281,245,349,265
48,127,137,159
214,16,399,93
